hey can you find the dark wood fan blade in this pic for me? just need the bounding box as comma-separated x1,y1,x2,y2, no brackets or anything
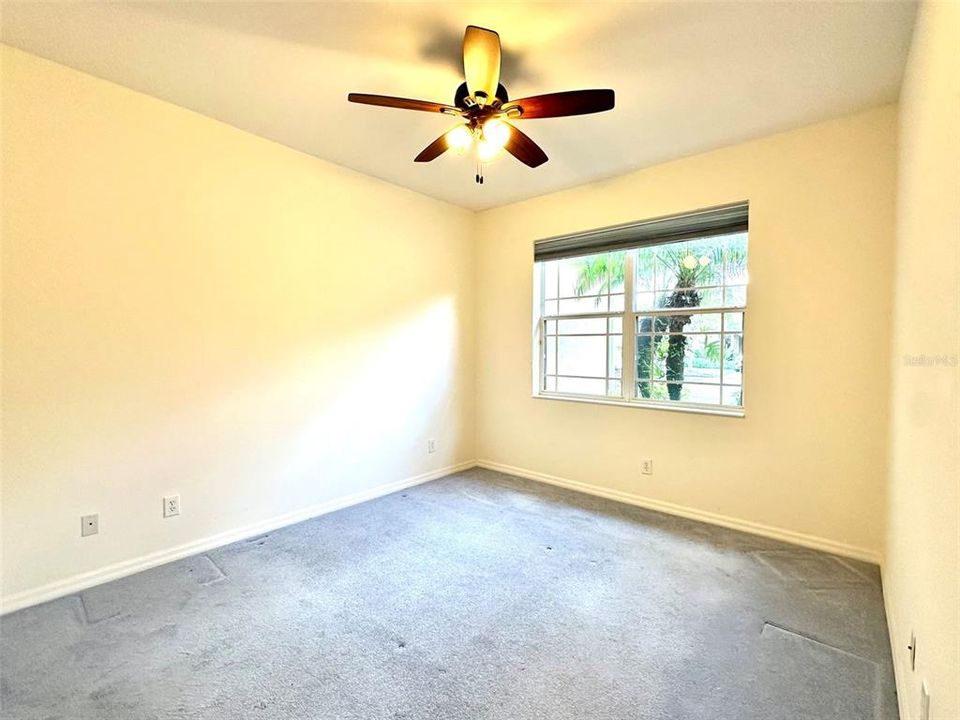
348,93,459,114
504,123,548,168
414,133,449,163
504,89,615,119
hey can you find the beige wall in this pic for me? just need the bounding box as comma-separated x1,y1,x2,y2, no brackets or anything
0,46,476,608
0,37,929,638
884,2,960,719
475,105,897,561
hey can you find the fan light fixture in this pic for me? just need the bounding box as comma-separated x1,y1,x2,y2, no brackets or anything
446,125,473,154
444,118,511,161
348,26,616,184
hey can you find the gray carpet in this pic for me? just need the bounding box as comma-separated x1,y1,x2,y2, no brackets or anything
0,468,898,719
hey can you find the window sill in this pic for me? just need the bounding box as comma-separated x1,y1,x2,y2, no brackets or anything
532,392,746,418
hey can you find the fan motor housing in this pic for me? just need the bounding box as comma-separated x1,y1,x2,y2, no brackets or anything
455,82,509,109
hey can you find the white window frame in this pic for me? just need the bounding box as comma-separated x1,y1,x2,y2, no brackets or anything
532,242,747,418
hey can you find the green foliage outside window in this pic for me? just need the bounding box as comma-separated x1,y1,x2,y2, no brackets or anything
573,236,746,403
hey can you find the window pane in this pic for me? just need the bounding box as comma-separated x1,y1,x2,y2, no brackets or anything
724,286,747,307
679,383,722,405
696,287,725,309
537,247,626,398
723,333,744,385
656,312,722,334
636,291,655,310
641,381,720,405
628,230,748,408
557,376,606,395
636,331,728,400
637,381,670,401
655,260,678,292
545,337,556,375
559,296,608,315
722,386,743,407
608,335,623,378
723,233,749,285
636,334,657,380
544,300,558,316
635,247,657,290
557,317,607,335
544,261,559,299
723,312,743,332
685,333,722,384
606,258,626,293
557,260,582,298
635,231,748,311
689,313,722,333
554,251,627,306
557,336,607,377
653,291,674,308
652,288,724,310
723,333,743,368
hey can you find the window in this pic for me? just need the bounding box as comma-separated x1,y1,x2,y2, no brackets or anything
533,203,749,414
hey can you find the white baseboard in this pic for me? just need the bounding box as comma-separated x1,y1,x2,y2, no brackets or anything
881,566,911,720
476,459,882,564
0,460,475,615
3,458,882,615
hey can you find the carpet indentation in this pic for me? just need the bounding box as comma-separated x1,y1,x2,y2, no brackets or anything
79,553,226,623
761,620,868,659
752,549,868,587
760,621,883,720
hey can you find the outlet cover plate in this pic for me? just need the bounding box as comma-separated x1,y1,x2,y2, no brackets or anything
163,495,180,518
80,514,99,537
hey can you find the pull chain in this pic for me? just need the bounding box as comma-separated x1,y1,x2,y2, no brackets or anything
475,161,485,185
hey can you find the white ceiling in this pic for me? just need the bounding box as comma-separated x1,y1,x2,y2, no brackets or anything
1,1,916,210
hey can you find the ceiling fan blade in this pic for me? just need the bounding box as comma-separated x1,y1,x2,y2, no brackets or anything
414,133,449,163
347,93,459,114
463,26,501,102
504,89,615,119
504,123,548,168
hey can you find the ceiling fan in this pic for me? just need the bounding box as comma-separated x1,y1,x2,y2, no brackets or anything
348,26,615,183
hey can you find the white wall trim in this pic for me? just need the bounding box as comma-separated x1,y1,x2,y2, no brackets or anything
0,460,475,615
476,459,882,564
3,457,884,615
881,564,911,720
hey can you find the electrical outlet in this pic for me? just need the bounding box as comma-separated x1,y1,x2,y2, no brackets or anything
909,630,917,671
641,458,653,476
920,680,930,720
163,494,180,518
427,438,436,454
80,514,99,537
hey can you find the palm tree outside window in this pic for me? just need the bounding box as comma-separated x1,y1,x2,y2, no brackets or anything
534,204,748,414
